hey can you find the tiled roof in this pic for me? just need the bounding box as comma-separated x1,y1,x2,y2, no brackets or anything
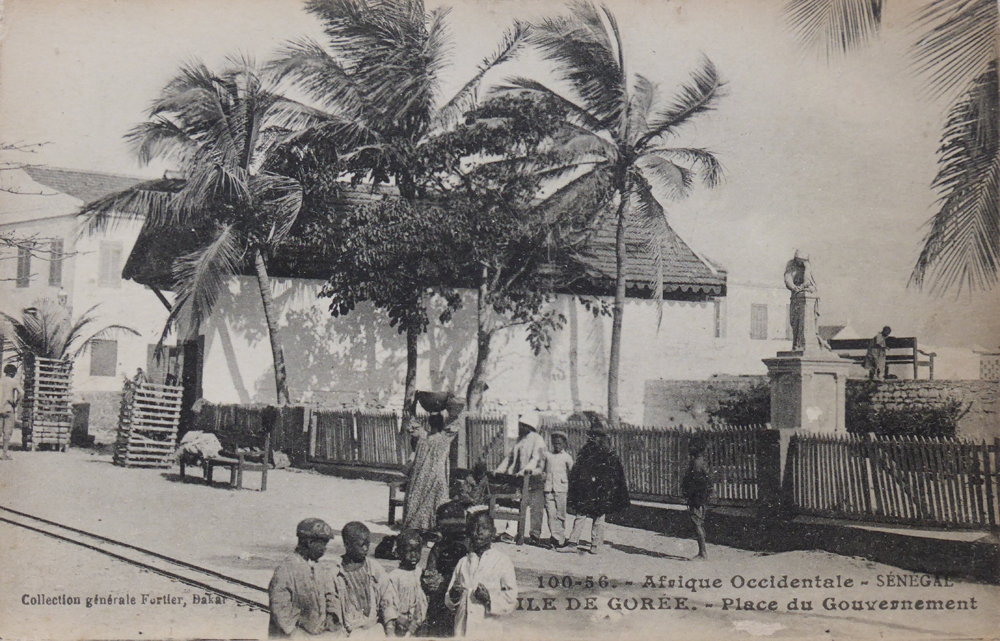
23,166,144,204
570,203,726,297
123,183,726,299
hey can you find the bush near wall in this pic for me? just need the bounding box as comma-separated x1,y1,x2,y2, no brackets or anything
846,380,984,439
708,379,771,426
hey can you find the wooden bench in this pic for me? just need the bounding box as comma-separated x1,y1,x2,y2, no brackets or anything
180,432,271,491
387,472,530,543
829,337,937,379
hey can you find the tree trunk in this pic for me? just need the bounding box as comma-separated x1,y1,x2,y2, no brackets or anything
607,195,628,428
403,326,418,418
253,250,290,405
466,276,494,411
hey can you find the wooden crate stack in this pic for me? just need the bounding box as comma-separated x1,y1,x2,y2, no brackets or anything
21,356,73,451
114,381,183,468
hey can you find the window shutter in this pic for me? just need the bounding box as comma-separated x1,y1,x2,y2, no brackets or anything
98,241,123,288
49,239,64,287
750,304,768,340
16,247,31,288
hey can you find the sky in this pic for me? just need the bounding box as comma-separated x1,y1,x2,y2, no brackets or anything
0,0,996,349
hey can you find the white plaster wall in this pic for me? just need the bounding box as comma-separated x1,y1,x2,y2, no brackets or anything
0,215,169,392
196,278,795,423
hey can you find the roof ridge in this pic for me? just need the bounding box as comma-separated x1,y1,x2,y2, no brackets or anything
24,164,147,181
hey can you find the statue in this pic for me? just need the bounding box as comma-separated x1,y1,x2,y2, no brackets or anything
784,250,821,352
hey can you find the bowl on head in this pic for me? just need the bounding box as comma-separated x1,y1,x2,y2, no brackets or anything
415,391,453,413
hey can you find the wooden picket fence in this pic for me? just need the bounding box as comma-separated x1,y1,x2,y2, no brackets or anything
465,414,506,470
539,420,773,506
309,410,414,469
785,433,1000,529
21,356,73,451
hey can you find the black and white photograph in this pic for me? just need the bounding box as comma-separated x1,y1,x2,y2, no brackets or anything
0,0,998,638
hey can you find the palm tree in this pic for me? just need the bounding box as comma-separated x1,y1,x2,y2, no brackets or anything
269,0,528,415
494,1,723,425
785,0,999,292
78,58,305,405
1,300,139,362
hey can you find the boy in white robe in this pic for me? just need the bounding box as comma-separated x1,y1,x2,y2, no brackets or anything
445,511,518,637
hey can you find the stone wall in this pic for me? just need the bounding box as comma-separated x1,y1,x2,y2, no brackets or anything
643,375,769,427
848,379,999,440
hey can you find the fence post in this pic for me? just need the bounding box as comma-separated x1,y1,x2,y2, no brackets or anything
756,429,784,521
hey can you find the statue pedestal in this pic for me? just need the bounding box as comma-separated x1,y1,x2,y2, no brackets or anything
763,349,853,480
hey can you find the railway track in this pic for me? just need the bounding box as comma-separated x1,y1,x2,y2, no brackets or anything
0,505,269,611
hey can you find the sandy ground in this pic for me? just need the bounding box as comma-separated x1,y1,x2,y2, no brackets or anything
0,448,997,640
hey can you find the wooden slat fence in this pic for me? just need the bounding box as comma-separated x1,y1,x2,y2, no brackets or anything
786,433,1000,529
465,414,506,470
539,420,770,507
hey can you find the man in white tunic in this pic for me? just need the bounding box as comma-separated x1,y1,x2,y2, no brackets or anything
445,512,518,637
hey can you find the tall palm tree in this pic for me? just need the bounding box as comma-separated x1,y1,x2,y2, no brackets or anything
1,300,139,362
495,1,723,425
78,58,304,404
785,0,999,292
269,0,528,415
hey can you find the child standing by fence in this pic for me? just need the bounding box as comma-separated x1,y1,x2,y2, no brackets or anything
681,439,712,560
543,431,573,549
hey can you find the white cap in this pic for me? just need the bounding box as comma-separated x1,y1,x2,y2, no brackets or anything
518,411,541,430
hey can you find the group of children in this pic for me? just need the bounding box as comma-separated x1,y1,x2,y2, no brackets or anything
269,510,516,638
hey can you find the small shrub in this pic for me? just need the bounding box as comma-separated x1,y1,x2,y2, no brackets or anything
709,380,771,426
847,382,968,438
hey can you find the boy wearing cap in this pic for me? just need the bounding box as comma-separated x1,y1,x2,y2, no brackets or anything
494,411,547,545
542,431,574,549
268,518,338,638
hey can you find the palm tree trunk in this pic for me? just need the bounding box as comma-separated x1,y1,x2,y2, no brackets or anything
466,275,494,411
403,326,418,418
607,195,628,428
253,250,291,405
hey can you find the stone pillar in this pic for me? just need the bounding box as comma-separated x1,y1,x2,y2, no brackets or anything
763,349,853,481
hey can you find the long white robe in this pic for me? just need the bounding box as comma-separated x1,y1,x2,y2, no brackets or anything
444,547,518,637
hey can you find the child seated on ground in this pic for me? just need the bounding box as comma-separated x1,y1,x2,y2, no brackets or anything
386,530,427,637
331,521,398,637
459,460,491,507
681,439,712,560
420,500,470,637
445,511,518,637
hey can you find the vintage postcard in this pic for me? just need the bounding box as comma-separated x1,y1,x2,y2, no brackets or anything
0,0,997,639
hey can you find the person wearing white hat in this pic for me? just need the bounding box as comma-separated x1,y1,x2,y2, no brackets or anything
494,411,548,545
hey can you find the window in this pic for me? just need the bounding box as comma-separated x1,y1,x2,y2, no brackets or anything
48,239,64,287
785,304,792,341
98,241,123,288
89,339,118,377
750,303,768,340
16,247,31,287
713,298,727,338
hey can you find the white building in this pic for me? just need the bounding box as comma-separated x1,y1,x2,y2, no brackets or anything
0,166,168,393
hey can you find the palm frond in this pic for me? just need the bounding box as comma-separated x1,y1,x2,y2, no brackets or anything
268,38,368,117
528,0,626,127
638,57,722,148
644,147,724,188
252,172,304,244
910,63,999,293
70,325,142,361
627,74,656,142
436,20,531,129
158,225,244,350
784,0,883,58
126,118,198,166
76,178,182,237
911,0,998,99
637,154,694,201
494,78,605,132
628,179,668,312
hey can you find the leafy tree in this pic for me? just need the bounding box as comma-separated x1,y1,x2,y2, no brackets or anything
269,0,528,415
784,0,999,292
493,1,723,425
416,94,606,409
1,300,139,361
78,58,307,404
